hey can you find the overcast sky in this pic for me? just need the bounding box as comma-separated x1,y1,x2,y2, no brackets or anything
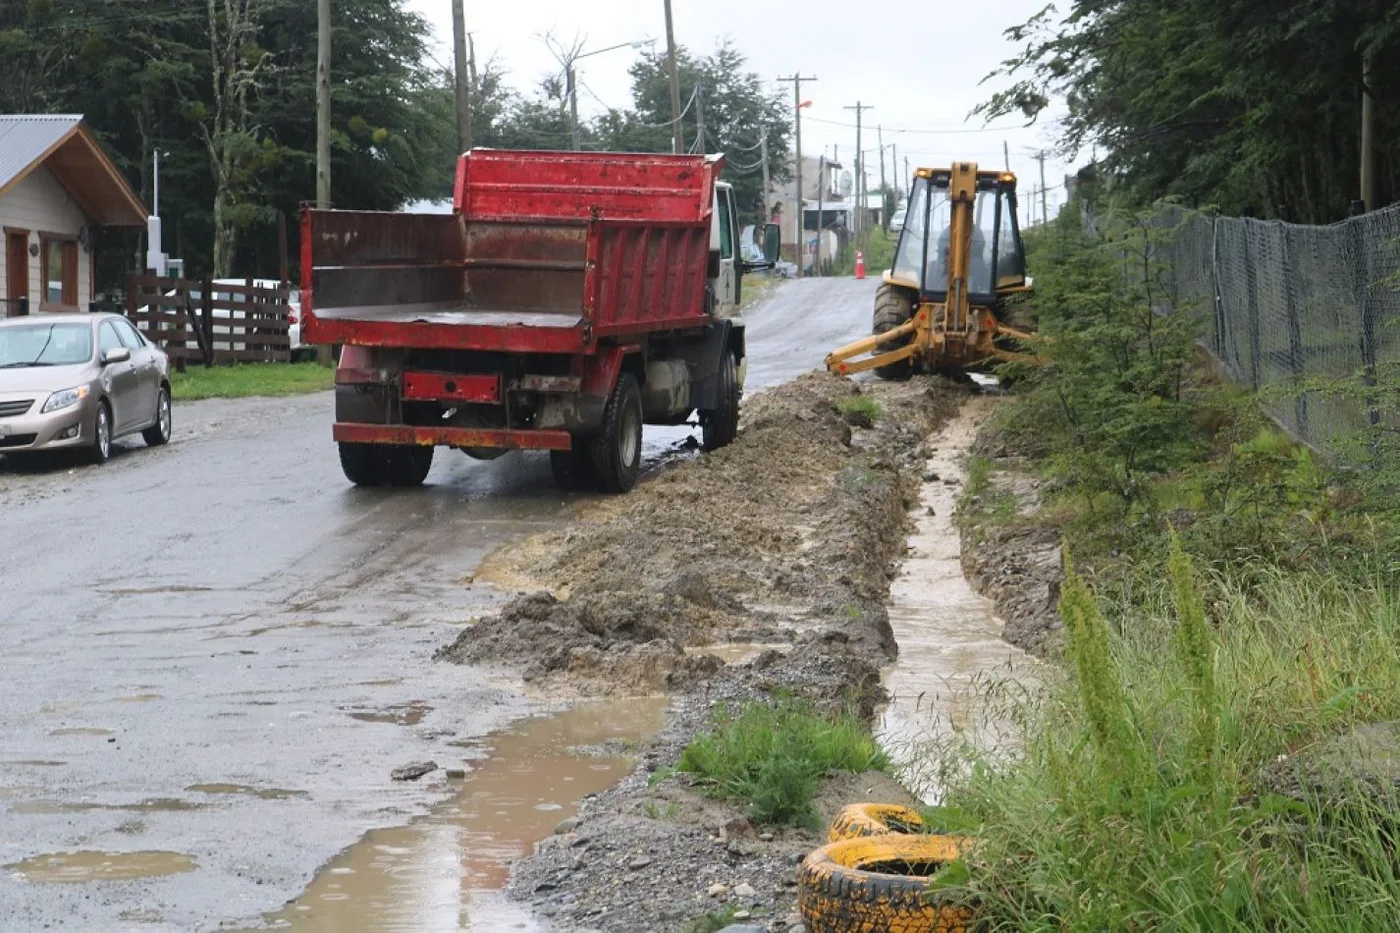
405,0,1075,219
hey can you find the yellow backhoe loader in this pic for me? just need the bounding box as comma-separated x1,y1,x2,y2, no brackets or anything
826,161,1035,379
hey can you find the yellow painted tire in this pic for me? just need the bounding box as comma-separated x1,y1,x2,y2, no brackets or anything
828,803,927,842
797,835,974,933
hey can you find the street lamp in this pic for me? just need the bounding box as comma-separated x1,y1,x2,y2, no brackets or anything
568,38,655,150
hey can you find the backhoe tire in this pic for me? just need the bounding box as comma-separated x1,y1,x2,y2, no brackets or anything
872,282,916,382
550,446,595,492
701,351,740,452
590,372,643,494
797,835,975,933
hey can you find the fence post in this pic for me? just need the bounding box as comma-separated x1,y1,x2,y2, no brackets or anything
1242,221,1262,390
1350,218,1381,429
201,278,214,367
1210,213,1226,360
1279,225,1308,437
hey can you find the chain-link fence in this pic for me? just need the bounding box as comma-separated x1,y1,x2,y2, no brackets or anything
1143,204,1400,453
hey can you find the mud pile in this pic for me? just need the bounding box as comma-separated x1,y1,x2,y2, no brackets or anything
438,372,960,695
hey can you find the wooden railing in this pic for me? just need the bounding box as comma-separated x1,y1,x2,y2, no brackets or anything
125,275,292,369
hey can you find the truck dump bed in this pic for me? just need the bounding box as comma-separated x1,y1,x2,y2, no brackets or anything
301,150,721,353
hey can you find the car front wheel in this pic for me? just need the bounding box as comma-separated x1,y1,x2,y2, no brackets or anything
90,401,112,465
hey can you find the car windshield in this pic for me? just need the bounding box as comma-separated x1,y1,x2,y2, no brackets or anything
0,322,94,368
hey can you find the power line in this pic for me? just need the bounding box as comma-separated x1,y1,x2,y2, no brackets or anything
803,115,1024,136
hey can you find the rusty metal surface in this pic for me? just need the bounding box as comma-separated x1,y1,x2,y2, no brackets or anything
332,423,572,451
401,372,501,405
454,149,719,223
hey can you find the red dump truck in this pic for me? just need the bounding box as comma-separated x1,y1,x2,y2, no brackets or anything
301,149,773,493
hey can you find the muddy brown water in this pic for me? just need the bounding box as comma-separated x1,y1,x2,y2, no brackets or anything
878,396,1037,801
238,696,667,933
7,850,197,883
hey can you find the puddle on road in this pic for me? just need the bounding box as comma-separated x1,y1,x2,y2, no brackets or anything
6,850,197,882
242,696,666,933
11,797,204,814
187,783,309,800
116,693,162,703
878,397,1036,802
48,727,112,737
343,701,433,726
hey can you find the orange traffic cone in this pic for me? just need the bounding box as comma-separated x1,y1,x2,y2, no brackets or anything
855,250,866,280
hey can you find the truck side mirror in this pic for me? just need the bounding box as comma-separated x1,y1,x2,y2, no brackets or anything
762,223,781,263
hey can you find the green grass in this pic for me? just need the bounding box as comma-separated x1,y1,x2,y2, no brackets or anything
834,226,898,277
171,362,334,401
926,547,1400,930
836,394,883,421
688,906,742,933
678,697,889,828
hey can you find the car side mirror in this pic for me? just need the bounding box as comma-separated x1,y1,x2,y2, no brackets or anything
103,347,131,365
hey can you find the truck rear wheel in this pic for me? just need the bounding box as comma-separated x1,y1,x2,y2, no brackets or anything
385,445,433,486
701,351,740,451
550,447,594,491
590,372,643,494
872,282,916,381
339,443,433,487
339,442,387,486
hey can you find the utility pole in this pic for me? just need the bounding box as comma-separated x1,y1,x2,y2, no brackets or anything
664,0,684,154
695,85,705,153
1004,140,1010,171
877,126,887,230
817,153,825,276
778,74,816,278
1361,51,1378,212
452,0,472,152
759,136,771,220
315,0,332,366
891,141,898,201
568,64,581,149
1036,151,1048,226
316,0,331,209
844,101,871,242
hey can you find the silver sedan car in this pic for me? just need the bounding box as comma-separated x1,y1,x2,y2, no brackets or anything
0,313,171,464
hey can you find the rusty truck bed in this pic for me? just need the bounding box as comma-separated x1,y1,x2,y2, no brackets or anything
301,150,721,353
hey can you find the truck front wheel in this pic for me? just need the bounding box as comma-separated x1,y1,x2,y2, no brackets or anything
590,372,643,493
701,351,740,451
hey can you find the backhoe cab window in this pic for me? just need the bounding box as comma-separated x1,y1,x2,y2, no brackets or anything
892,178,929,285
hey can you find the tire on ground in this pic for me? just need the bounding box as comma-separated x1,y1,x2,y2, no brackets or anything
827,803,926,843
589,372,643,494
550,446,594,491
701,351,740,451
339,442,386,486
385,444,433,486
797,835,974,933
872,282,917,381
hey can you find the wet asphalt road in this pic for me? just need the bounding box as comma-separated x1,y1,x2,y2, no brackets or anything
0,276,875,932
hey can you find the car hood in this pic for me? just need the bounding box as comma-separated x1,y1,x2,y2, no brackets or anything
0,362,97,395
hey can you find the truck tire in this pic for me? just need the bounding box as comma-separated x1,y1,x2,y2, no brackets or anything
701,351,740,451
590,372,643,494
550,447,594,491
385,445,433,486
872,282,916,381
339,442,387,486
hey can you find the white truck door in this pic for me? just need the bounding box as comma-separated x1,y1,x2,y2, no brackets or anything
713,186,738,316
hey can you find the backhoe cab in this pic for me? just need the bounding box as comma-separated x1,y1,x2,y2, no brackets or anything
825,161,1035,380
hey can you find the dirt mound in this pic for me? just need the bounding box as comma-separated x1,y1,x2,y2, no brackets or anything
439,372,960,694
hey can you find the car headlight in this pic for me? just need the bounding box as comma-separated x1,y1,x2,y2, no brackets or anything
41,385,91,414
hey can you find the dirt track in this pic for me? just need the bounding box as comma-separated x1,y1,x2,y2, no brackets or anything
437,371,966,930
